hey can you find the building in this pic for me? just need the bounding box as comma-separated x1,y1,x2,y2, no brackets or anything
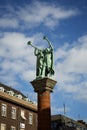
51,114,87,130
1,82,87,130
0,83,37,130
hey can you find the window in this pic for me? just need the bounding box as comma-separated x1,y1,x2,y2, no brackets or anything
0,87,4,92
0,123,6,130
15,94,23,99
11,126,16,130
29,113,33,125
20,123,25,130
1,104,7,117
11,107,16,119
21,110,26,120
7,91,14,96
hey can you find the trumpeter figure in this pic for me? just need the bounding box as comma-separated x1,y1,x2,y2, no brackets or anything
27,36,54,79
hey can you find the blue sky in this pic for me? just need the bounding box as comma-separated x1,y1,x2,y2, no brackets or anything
0,0,87,122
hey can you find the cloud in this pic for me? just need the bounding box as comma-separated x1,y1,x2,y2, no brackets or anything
75,82,87,102
54,34,87,103
0,31,87,105
0,32,87,102
0,18,18,28
0,32,44,87
0,1,79,29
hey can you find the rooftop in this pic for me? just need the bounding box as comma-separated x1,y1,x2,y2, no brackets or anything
0,82,37,111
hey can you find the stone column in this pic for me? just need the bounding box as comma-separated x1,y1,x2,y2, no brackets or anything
31,78,57,130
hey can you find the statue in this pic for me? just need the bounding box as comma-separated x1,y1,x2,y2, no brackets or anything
27,36,54,79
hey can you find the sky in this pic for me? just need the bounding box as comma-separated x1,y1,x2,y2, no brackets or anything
0,0,87,122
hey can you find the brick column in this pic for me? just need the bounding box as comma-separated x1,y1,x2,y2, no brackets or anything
31,78,57,130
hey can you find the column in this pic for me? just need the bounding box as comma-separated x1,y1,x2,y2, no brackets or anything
31,78,57,130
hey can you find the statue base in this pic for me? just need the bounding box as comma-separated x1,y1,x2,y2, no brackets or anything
31,77,57,93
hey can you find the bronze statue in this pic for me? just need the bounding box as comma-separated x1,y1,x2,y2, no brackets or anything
27,36,54,79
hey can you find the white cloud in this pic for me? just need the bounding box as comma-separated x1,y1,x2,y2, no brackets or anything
21,70,35,81
0,30,87,105
75,82,87,102
0,32,43,59
0,18,18,28
54,34,87,103
0,32,44,87
0,1,79,29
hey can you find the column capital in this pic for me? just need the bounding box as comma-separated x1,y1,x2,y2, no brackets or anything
30,78,57,93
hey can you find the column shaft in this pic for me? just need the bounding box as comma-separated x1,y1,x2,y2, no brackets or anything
38,90,51,130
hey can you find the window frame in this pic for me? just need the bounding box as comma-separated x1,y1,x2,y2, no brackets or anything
1,103,7,117
11,107,16,119
0,123,6,130
21,110,26,120
29,113,33,125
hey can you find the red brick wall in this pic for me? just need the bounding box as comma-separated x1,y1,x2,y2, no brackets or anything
0,97,37,130
38,90,51,130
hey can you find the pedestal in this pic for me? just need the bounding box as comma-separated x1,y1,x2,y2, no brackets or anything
31,78,57,130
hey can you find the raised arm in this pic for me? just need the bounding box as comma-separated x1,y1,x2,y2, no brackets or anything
43,36,53,49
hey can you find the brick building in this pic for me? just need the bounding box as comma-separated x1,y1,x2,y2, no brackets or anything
0,83,37,130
